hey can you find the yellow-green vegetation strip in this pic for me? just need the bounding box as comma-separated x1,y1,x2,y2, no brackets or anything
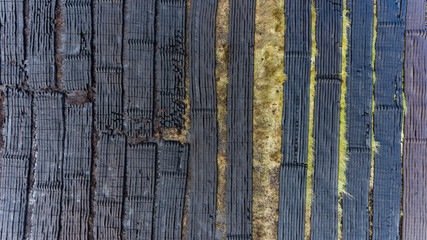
305,2,317,239
215,0,229,237
369,0,378,238
338,1,350,239
252,0,285,239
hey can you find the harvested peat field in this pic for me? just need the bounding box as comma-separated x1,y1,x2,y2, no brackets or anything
0,0,426,239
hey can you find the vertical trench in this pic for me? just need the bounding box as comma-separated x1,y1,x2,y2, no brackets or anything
55,0,65,238
88,0,97,239
22,0,33,238
182,0,192,237
305,1,317,239
215,0,230,237
119,1,128,239
369,0,378,238
152,0,161,140
54,0,64,90
338,1,350,239
24,91,35,240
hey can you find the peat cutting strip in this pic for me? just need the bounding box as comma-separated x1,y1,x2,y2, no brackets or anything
341,1,374,239
61,103,93,240
403,1,427,238
0,0,25,85
372,1,406,239
62,0,92,91
154,141,189,239
123,143,157,240
155,0,186,129
93,0,124,132
27,0,57,89
0,88,32,239
186,0,219,239
278,0,312,239
30,92,65,239
226,0,255,238
123,0,156,138
310,0,343,239
93,133,126,239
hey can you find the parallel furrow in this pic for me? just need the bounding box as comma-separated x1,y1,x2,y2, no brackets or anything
278,0,312,239
186,0,219,239
0,0,25,85
310,0,343,238
226,0,256,238
123,143,157,240
154,141,189,239
27,0,57,89
30,92,65,239
123,0,156,137
155,0,187,129
93,0,124,131
93,133,126,239
372,0,406,239
342,1,374,239
62,0,92,91
0,88,32,240
61,103,93,240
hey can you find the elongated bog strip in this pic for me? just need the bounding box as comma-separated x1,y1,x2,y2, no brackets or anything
30,92,65,239
186,0,219,238
94,0,124,131
278,0,312,239
0,88,32,240
154,141,189,240
93,133,126,239
62,0,92,91
124,143,157,240
27,0,57,89
403,1,427,238
372,1,406,239
61,103,93,240
123,0,155,137
342,1,374,239
226,0,256,238
155,0,187,129
310,0,343,239
0,0,25,85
